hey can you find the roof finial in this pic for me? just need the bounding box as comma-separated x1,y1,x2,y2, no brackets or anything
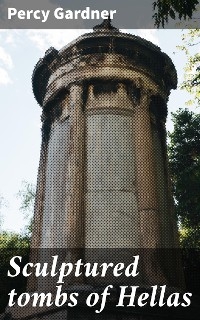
93,15,118,32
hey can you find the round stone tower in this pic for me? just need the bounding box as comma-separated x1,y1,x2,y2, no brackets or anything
30,20,184,294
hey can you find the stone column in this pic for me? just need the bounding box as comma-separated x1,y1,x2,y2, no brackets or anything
134,88,161,247
67,84,85,249
66,84,85,284
134,86,165,284
27,112,48,292
29,86,85,289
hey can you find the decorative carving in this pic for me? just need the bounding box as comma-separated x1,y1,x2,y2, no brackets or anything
93,16,118,32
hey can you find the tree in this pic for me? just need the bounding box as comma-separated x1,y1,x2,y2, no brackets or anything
17,181,35,216
0,231,30,249
17,181,36,238
0,230,30,313
177,29,200,107
0,183,35,313
168,108,200,247
153,0,199,27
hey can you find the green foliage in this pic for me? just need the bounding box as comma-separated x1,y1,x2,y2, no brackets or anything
17,180,36,237
0,232,30,313
168,108,200,247
17,181,36,217
0,181,35,312
0,231,30,249
153,0,199,27
179,226,200,248
178,29,200,107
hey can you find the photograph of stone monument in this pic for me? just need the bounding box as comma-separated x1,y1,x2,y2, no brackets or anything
31,18,178,250
1,12,200,320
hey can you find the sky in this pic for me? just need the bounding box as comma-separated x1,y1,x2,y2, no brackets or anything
0,28,197,233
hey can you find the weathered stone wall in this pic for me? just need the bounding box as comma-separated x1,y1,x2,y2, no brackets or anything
85,84,140,249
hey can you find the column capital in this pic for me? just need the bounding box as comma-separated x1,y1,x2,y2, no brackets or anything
136,87,152,110
133,78,167,108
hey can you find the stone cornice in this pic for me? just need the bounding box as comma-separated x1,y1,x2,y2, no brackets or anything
32,29,177,107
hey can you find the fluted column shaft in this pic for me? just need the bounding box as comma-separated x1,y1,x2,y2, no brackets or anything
67,84,85,249
134,89,161,249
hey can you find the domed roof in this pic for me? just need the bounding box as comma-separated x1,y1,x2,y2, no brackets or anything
32,20,177,106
